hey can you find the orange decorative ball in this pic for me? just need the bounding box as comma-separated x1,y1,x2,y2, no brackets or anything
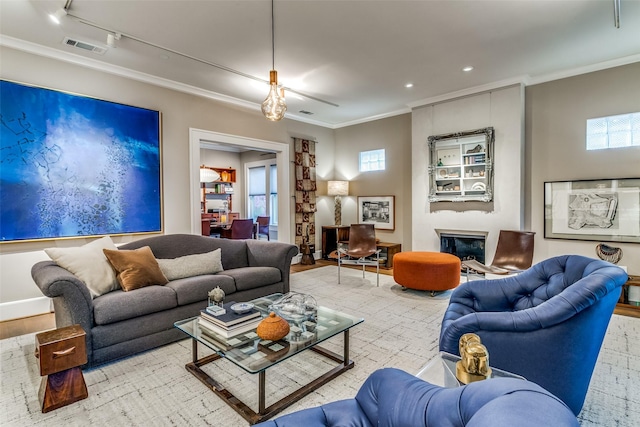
256,312,290,341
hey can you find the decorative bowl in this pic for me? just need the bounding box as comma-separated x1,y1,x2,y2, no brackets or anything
256,312,290,341
230,302,255,314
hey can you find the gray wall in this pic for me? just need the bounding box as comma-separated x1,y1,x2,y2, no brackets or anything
0,46,336,312
333,114,413,247
525,62,640,273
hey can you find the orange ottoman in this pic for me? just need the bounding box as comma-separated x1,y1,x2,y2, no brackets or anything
393,252,461,295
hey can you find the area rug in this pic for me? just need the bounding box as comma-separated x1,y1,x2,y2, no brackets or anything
1,266,638,426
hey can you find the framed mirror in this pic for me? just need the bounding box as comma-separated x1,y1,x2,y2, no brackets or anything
427,127,494,202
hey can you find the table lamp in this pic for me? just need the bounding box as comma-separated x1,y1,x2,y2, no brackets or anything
328,180,349,226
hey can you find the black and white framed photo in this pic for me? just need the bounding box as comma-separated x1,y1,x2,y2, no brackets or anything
358,196,395,230
544,178,640,243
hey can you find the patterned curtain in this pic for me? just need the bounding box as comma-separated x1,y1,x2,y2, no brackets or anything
293,138,317,247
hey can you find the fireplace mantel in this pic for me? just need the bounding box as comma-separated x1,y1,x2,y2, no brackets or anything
435,229,489,239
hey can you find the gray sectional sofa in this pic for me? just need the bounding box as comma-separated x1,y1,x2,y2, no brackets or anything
32,234,298,367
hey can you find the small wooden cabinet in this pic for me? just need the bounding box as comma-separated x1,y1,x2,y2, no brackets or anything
615,275,640,318
35,324,88,413
321,225,401,269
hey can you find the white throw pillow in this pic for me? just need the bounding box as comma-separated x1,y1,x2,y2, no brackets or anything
45,236,120,298
156,249,223,281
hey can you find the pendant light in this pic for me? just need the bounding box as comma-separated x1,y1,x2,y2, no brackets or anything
261,0,287,121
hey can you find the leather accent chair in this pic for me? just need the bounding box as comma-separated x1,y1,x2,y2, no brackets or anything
220,219,254,240
462,230,535,280
255,368,579,427
256,216,270,240
337,224,381,286
439,255,627,415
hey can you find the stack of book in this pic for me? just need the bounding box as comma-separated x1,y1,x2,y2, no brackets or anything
198,301,262,339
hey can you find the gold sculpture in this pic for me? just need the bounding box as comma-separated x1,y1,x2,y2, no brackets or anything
456,333,492,384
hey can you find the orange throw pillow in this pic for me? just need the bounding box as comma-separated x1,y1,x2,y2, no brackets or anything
103,246,168,291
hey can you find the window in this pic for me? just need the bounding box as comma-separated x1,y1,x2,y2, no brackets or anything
359,149,386,172
586,112,640,150
247,161,277,225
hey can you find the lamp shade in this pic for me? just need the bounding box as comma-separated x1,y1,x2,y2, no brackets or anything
200,167,220,183
327,180,349,196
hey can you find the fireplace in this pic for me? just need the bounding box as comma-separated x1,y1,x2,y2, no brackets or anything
439,232,486,264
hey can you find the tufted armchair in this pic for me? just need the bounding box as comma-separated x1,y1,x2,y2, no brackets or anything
255,368,578,427
439,255,627,415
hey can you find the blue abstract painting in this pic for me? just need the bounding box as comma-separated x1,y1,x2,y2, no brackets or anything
0,80,162,242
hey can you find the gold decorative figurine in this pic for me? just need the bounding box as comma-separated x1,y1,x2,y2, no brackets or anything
456,333,492,384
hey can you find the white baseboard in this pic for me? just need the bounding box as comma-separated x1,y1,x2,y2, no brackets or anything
0,297,52,322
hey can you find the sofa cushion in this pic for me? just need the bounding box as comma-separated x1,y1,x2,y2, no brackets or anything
222,267,282,292
156,249,223,281
103,246,169,291
166,274,236,306
44,236,119,298
93,285,178,325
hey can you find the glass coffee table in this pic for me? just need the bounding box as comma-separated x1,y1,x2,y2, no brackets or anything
416,352,525,387
174,293,363,425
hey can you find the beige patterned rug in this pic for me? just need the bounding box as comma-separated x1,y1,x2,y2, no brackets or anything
1,266,638,426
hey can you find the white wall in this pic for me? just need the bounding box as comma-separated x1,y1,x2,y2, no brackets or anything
411,85,525,259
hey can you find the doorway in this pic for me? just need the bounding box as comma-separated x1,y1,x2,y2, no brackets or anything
189,128,291,242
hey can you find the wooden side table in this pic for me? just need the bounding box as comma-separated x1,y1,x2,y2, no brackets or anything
35,324,88,413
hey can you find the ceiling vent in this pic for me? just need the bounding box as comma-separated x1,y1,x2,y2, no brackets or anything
62,37,107,55
299,110,314,115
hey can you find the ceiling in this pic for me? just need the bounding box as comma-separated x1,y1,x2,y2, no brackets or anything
1,1,639,129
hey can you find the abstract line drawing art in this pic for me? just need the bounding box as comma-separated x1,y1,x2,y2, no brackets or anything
0,80,162,242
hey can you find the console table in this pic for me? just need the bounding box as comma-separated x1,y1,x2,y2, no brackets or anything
615,274,640,318
321,225,401,269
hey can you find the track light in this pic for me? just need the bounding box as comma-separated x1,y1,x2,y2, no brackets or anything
49,8,67,25
106,32,121,48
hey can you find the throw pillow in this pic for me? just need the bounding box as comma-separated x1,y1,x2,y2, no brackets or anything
103,246,168,291
45,236,120,298
156,249,223,281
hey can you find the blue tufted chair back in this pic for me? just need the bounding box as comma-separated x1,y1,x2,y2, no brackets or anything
256,368,578,427
439,255,627,415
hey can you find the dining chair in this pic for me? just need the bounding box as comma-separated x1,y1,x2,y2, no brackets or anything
256,216,270,240
337,224,381,286
219,219,254,239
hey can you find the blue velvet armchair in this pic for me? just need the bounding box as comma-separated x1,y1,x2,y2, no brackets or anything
256,368,578,427
439,255,628,415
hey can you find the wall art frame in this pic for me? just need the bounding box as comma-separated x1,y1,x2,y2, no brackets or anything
544,178,640,244
358,196,395,230
0,79,163,243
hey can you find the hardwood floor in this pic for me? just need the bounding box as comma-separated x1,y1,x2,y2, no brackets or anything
0,259,393,340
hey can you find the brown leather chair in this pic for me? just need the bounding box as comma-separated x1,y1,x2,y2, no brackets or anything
337,224,381,286
219,219,254,240
462,230,535,281
256,216,270,240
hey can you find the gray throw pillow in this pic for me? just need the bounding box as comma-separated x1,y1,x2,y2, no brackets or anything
156,249,223,281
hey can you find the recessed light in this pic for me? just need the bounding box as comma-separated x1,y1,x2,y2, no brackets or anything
462,66,474,72
405,83,414,88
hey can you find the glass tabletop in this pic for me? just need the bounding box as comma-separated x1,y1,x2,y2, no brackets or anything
416,352,525,387
174,293,363,374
